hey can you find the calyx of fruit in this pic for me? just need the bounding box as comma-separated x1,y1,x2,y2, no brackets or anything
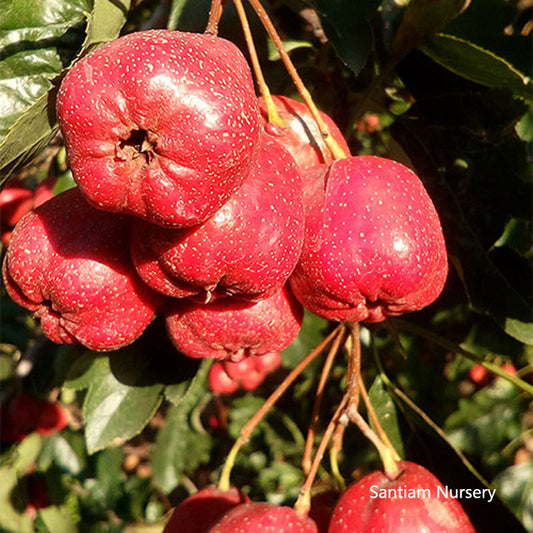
131,136,304,301
3,188,160,351
328,461,476,532
208,502,319,532
290,155,448,322
163,485,249,533
57,29,262,228
165,286,303,362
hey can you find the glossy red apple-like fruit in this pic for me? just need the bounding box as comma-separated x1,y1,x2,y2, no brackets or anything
35,402,68,436
163,485,249,533
209,502,319,532
328,461,476,532
259,95,350,172
57,29,262,228
290,156,448,322
165,286,303,362
3,188,160,351
131,136,304,301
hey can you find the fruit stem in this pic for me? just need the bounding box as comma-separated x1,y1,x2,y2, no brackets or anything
218,326,344,491
245,0,348,160
346,407,400,480
205,0,225,35
357,371,401,462
295,394,349,517
218,436,244,492
240,325,344,443
344,322,361,416
303,327,346,474
232,0,285,127
330,423,347,491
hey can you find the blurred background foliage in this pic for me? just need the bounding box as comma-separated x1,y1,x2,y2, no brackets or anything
0,0,532,531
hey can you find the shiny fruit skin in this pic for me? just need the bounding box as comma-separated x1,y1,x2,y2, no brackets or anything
57,29,261,228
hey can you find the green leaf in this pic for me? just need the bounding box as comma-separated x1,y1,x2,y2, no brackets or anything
64,352,111,391
493,462,533,531
0,466,33,533
164,358,212,407
82,0,131,54
312,0,381,75
422,34,532,100
0,0,88,179
78,351,164,454
38,432,87,475
151,404,212,493
368,375,405,458
39,506,78,533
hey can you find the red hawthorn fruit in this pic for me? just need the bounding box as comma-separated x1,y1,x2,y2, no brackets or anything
26,474,51,520
258,95,350,171
35,401,68,436
56,29,262,228
165,286,303,362
253,351,283,374
290,156,448,322
0,394,41,443
328,461,476,532
2,188,160,351
208,362,240,395
308,490,339,533
0,178,34,245
468,364,492,387
209,502,319,532
163,485,249,533
131,136,304,301
224,357,264,392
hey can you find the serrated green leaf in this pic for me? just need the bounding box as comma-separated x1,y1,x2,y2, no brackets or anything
368,375,405,458
151,404,212,493
79,354,163,454
228,395,265,440
422,33,532,100
84,373,163,454
0,0,88,179
82,0,131,53
64,352,110,391
164,357,212,407
39,506,77,533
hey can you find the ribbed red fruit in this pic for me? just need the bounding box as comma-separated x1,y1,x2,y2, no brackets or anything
3,188,159,351
131,136,304,301
328,461,476,532
290,156,448,322
57,29,262,228
165,286,303,362
209,502,318,532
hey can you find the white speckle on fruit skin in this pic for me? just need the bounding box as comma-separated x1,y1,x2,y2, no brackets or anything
56,29,262,229
2,188,160,352
290,155,448,323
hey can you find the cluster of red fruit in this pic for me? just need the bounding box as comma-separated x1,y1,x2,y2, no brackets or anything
2,29,447,363
0,394,67,443
162,461,476,532
208,351,282,395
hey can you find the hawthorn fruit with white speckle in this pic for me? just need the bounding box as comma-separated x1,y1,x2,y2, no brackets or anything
259,95,350,172
290,156,448,322
131,136,304,301
2,188,160,351
163,485,249,533
165,285,303,362
57,29,262,228
208,502,319,533
328,461,476,532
